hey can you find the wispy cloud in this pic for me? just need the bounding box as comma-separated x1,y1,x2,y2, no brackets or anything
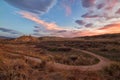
61,0,75,16
63,4,72,16
116,8,120,14
75,20,86,25
81,0,96,8
96,3,105,9
0,27,22,35
98,23,120,34
85,23,93,28
18,11,64,31
75,0,120,34
18,11,75,37
105,0,118,10
19,11,120,37
5,0,56,15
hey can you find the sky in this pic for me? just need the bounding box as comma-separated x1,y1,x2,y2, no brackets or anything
0,0,120,38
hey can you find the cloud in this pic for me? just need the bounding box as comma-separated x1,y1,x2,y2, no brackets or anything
74,30,99,37
96,3,105,9
105,0,118,10
34,26,40,28
33,30,40,33
75,20,86,25
18,11,64,31
18,11,74,37
5,0,56,14
116,8,120,14
73,23,120,37
56,30,67,33
62,4,72,16
32,33,49,37
81,0,96,8
82,12,99,18
0,27,22,35
61,0,75,16
85,23,93,27
74,26,82,29
98,23,120,33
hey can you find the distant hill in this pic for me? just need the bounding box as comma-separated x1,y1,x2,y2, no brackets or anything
77,33,120,39
14,35,39,42
0,36,13,39
39,36,65,41
6,33,120,42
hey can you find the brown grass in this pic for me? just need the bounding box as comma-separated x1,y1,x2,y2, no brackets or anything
0,33,120,80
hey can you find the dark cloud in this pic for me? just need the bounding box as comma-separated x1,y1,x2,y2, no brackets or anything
75,20,86,25
34,26,40,28
0,27,22,34
82,12,99,18
33,30,40,32
74,26,82,29
105,0,118,10
33,33,41,36
81,0,96,8
116,8,120,14
57,30,67,33
85,23,93,27
5,0,56,14
97,3,105,9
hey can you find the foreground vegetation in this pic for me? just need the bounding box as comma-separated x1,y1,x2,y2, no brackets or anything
0,33,120,80
0,52,120,80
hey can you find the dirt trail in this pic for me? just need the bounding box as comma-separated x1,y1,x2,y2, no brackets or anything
3,48,111,71
46,49,111,71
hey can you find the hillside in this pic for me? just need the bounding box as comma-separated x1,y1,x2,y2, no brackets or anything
80,33,120,39
0,36,12,39
14,35,39,42
0,33,120,80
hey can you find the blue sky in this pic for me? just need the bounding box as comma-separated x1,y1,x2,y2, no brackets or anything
0,0,120,37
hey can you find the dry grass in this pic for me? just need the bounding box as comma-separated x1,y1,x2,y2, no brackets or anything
0,33,120,80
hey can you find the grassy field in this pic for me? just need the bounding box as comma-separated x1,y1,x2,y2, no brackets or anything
0,33,120,80
0,52,120,80
36,38,120,61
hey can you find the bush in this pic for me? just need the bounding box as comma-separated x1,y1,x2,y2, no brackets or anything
47,47,71,52
102,63,120,80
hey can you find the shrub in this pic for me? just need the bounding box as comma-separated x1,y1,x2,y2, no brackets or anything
47,47,71,52
102,63,120,80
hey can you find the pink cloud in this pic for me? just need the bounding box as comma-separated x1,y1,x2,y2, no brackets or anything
98,23,120,33
74,23,120,37
81,0,96,8
116,8,120,14
73,30,104,37
63,4,71,16
61,0,75,16
18,11,120,37
18,11,64,31
105,0,118,10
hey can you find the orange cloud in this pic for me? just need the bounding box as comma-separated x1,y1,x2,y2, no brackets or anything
74,30,102,37
99,23,120,34
18,11,120,37
74,23,120,37
18,11,64,31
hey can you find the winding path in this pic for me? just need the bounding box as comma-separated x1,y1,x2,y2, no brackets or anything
46,49,111,71
3,48,111,71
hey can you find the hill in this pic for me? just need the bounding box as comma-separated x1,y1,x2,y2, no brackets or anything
0,36,12,39
14,35,39,42
81,33,120,39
